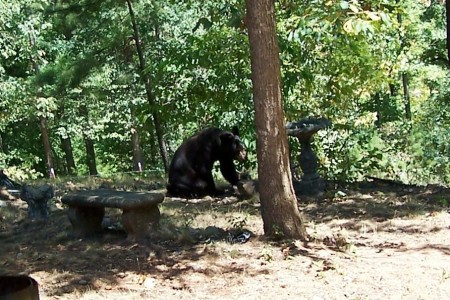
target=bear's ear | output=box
[219,131,234,141]
[231,126,240,137]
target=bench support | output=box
[122,207,161,240]
[66,205,162,240]
[62,190,164,241]
[67,206,105,236]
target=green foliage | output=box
[3,166,41,182]
[401,124,450,185]
[0,0,450,187]
[278,1,394,125]
[227,215,247,231]
[436,197,449,207]
[317,119,386,182]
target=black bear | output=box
[167,127,246,197]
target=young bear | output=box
[167,127,246,198]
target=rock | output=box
[78,279,88,285]
[143,277,156,289]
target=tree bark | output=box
[60,135,76,175]
[246,0,307,240]
[126,0,169,173]
[0,131,4,153]
[396,6,412,121]
[79,105,98,176]
[129,103,145,172]
[446,0,450,66]
[148,127,158,166]
[401,73,411,120]
[374,92,382,127]
[84,136,97,176]
[39,116,55,178]
[29,27,55,178]
[131,126,144,172]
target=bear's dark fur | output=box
[167,127,246,198]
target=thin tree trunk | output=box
[446,0,450,65]
[148,127,158,166]
[60,135,76,175]
[389,83,397,97]
[397,6,412,121]
[84,137,97,176]
[29,27,55,178]
[126,0,169,173]
[131,126,144,172]
[129,103,145,172]
[246,0,307,240]
[401,73,411,120]
[0,131,4,153]
[56,105,76,175]
[39,116,55,178]
[374,92,382,127]
[79,105,98,176]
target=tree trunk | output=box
[79,105,98,176]
[131,126,144,172]
[446,0,450,65]
[129,104,145,172]
[84,137,97,176]
[373,92,382,127]
[60,135,76,175]
[126,0,169,173]
[148,127,158,166]
[29,27,55,178]
[246,0,307,240]
[39,116,55,178]
[397,7,412,121]
[401,72,411,120]
[0,131,4,153]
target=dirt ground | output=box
[1,178,449,300]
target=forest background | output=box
[1,0,449,187]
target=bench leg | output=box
[122,206,160,241]
[67,206,105,237]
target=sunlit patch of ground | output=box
[1,178,449,299]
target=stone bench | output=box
[61,189,164,240]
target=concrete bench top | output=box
[61,189,164,210]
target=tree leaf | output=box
[340,1,349,10]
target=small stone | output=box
[203,196,214,201]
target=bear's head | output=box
[220,127,247,162]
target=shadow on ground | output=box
[303,179,449,222]
[1,178,449,297]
